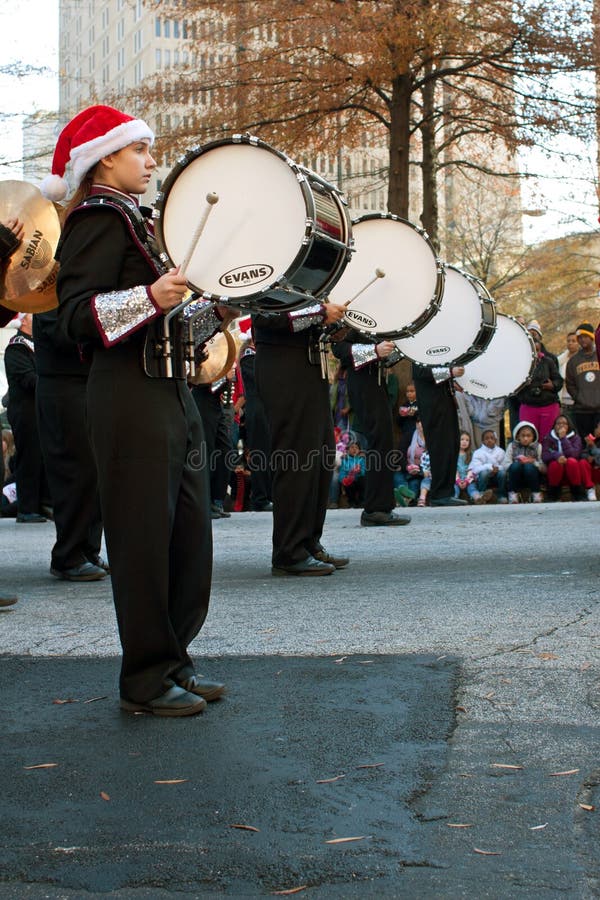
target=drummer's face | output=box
[98,140,156,195]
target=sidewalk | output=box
[1,504,599,897]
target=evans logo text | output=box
[219,264,274,288]
[345,309,377,329]
[470,378,488,389]
[426,345,451,356]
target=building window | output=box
[134,29,142,54]
[155,48,162,67]
[155,17,161,37]
[134,60,143,85]
[164,19,171,38]
[101,7,109,29]
[164,49,171,66]
[173,20,180,38]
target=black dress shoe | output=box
[430,497,468,507]
[314,549,350,569]
[176,675,226,701]
[360,510,411,526]
[271,555,335,576]
[0,597,17,608]
[50,561,108,581]
[251,501,273,512]
[16,513,47,523]
[211,503,231,518]
[120,685,207,716]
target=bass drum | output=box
[394,265,496,366]
[326,214,444,339]
[153,135,352,312]
[455,313,536,399]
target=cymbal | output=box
[0,180,61,307]
[189,329,238,385]
[0,265,59,314]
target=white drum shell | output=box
[327,215,443,338]
[394,265,495,366]
[455,314,536,399]
[153,138,351,309]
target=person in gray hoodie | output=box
[503,421,545,503]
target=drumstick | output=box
[344,268,385,306]
[162,193,218,377]
[179,191,219,278]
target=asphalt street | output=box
[0,502,599,898]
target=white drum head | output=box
[455,314,536,399]
[394,265,487,365]
[327,216,441,337]
[159,143,307,298]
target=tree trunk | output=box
[387,72,412,218]
[594,0,600,221]
[420,63,439,250]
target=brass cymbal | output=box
[0,265,59,314]
[189,329,238,385]
[0,180,61,306]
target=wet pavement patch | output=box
[0,654,458,896]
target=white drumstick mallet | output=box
[163,191,219,377]
[179,191,219,278]
[344,267,385,306]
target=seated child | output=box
[503,420,544,503]
[338,440,366,508]
[469,429,507,503]
[583,420,600,494]
[542,413,596,502]
[403,418,427,499]
[417,449,432,507]
[454,431,485,503]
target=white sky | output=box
[0,0,597,246]
[0,0,59,172]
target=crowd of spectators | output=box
[2,317,600,517]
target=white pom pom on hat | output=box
[40,105,154,201]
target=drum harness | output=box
[75,194,201,380]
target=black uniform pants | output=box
[36,375,102,570]
[347,365,395,513]
[192,385,232,504]
[88,351,212,703]
[7,402,46,515]
[414,375,460,501]
[255,345,334,567]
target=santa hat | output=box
[238,316,252,335]
[40,105,154,202]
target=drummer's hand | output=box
[451,365,465,377]
[376,340,396,359]
[323,302,346,325]
[151,267,188,310]
[2,218,25,243]
[216,305,240,325]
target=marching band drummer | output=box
[41,105,226,716]
[253,301,350,576]
[332,335,411,527]
[412,362,467,506]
